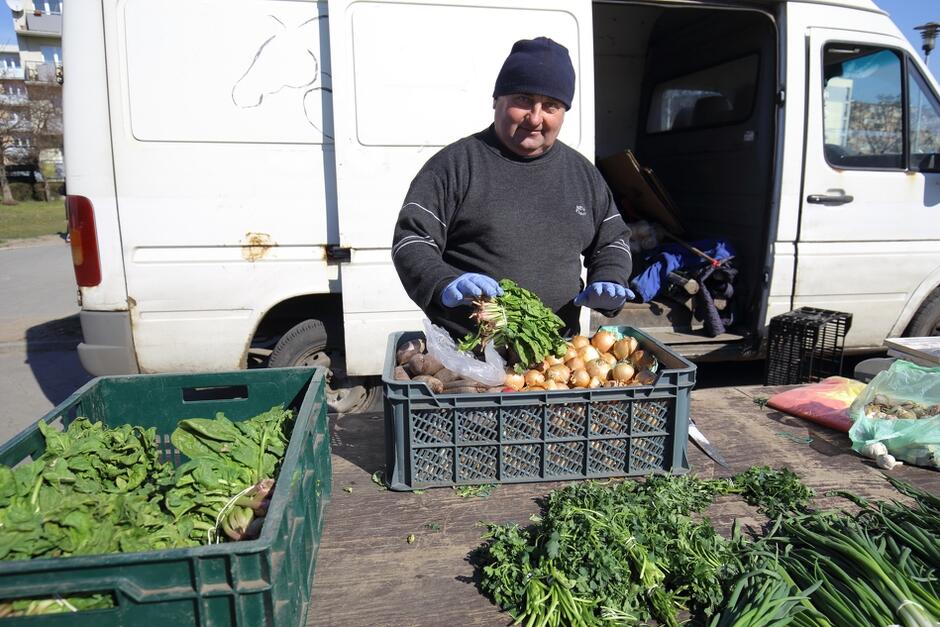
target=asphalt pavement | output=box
[0,237,92,442]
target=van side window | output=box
[908,65,940,172]
[645,54,758,133]
[822,45,903,169]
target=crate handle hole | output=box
[182,385,249,402]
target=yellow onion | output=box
[588,376,603,389]
[544,380,562,390]
[565,356,585,372]
[611,362,635,383]
[544,354,566,367]
[585,359,611,381]
[634,369,657,385]
[563,344,578,361]
[523,370,545,388]
[599,352,617,366]
[546,364,572,384]
[569,369,590,388]
[628,349,646,367]
[577,345,601,363]
[504,372,525,391]
[612,337,638,361]
[571,335,590,349]
[591,330,617,354]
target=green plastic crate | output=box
[382,326,695,491]
[0,367,331,627]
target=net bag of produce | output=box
[848,360,940,470]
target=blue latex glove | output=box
[440,273,503,308]
[573,282,635,310]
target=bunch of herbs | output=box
[477,475,745,626]
[458,279,567,369]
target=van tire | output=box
[268,319,380,414]
[905,288,940,337]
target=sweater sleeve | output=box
[392,166,462,310]
[583,174,633,288]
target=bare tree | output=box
[0,81,62,204]
[847,94,902,156]
[0,105,31,205]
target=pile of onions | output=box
[505,330,655,392]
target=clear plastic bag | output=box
[848,360,940,469]
[422,319,506,387]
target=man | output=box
[392,37,633,342]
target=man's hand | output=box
[573,282,635,311]
[441,273,503,308]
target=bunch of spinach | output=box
[166,405,292,542]
[457,279,567,369]
[0,419,187,562]
[0,407,295,617]
[0,406,293,559]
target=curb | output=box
[0,234,69,250]
[0,339,81,355]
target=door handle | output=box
[807,191,854,205]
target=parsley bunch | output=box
[478,476,743,626]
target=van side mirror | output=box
[916,153,940,173]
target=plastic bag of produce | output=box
[767,376,867,432]
[422,319,506,387]
[848,360,940,469]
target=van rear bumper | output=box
[77,310,140,375]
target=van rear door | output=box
[327,0,593,374]
[794,25,940,347]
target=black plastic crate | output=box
[382,327,696,491]
[764,307,852,385]
[0,368,330,627]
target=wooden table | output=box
[308,384,939,626]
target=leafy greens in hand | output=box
[458,278,567,369]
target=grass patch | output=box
[0,200,67,244]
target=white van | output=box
[63,0,940,412]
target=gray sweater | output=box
[392,125,632,341]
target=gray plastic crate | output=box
[382,327,695,491]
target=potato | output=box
[393,366,410,381]
[422,354,444,375]
[442,378,483,390]
[447,386,483,394]
[412,375,444,394]
[396,339,426,365]
[405,353,428,376]
[432,367,462,384]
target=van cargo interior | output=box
[590,2,777,360]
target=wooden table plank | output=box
[308,385,939,626]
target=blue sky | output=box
[877,0,939,76]
[0,1,934,75]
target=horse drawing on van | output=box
[231,14,333,139]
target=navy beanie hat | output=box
[493,37,575,110]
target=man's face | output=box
[493,94,566,158]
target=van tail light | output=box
[66,195,101,287]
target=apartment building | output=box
[2,0,63,185]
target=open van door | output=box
[328,0,594,374]
[795,27,940,347]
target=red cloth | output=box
[766,376,867,432]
